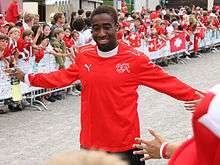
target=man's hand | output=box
[184,91,206,112]
[4,68,25,82]
[133,129,165,161]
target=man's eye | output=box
[92,26,99,31]
[103,26,112,30]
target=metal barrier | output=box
[0,53,75,111]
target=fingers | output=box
[133,143,147,150]
[148,129,159,139]
[133,150,153,161]
[140,154,153,161]
[184,99,201,104]
[148,129,164,142]
[184,99,201,112]
[134,137,151,146]
[195,91,205,99]
[133,149,147,155]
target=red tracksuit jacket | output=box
[28,42,200,152]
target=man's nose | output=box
[99,28,106,36]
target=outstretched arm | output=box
[6,63,80,89]
[133,129,181,161]
[136,55,205,101]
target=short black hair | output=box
[156,5,161,11]
[85,11,91,18]
[78,9,84,16]
[72,17,85,31]
[90,5,118,25]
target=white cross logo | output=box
[130,34,136,40]
[150,43,155,49]
[174,38,182,48]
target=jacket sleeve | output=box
[28,63,79,88]
[136,55,201,101]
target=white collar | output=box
[97,45,118,58]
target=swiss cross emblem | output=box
[130,34,136,40]
[174,38,182,48]
[150,43,155,49]
[116,63,130,73]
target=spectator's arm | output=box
[133,129,181,161]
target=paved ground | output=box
[1,52,220,165]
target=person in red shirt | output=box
[4,27,20,68]
[5,0,20,24]
[150,5,161,20]
[9,6,204,165]
[16,29,33,61]
[0,34,10,68]
[63,26,75,62]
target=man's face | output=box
[91,13,118,52]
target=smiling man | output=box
[10,6,204,165]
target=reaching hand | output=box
[184,91,206,112]
[4,68,25,82]
[133,129,165,161]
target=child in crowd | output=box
[51,28,67,69]
[63,26,75,63]
[0,34,9,69]
[0,20,10,35]
[3,27,20,68]
[16,29,33,61]
[34,37,50,64]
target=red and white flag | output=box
[128,32,141,48]
[148,38,158,52]
[170,32,186,53]
[148,38,166,52]
[156,38,166,50]
[195,27,206,40]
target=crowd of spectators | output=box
[0,1,220,112]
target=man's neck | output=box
[98,41,118,52]
[97,44,119,58]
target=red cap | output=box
[169,84,220,165]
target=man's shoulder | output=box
[77,43,96,54]
[119,42,147,58]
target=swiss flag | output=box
[170,32,186,53]
[148,38,166,52]
[128,32,141,48]
[156,38,166,50]
[195,27,206,40]
[148,38,158,52]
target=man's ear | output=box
[115,23,120,31]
